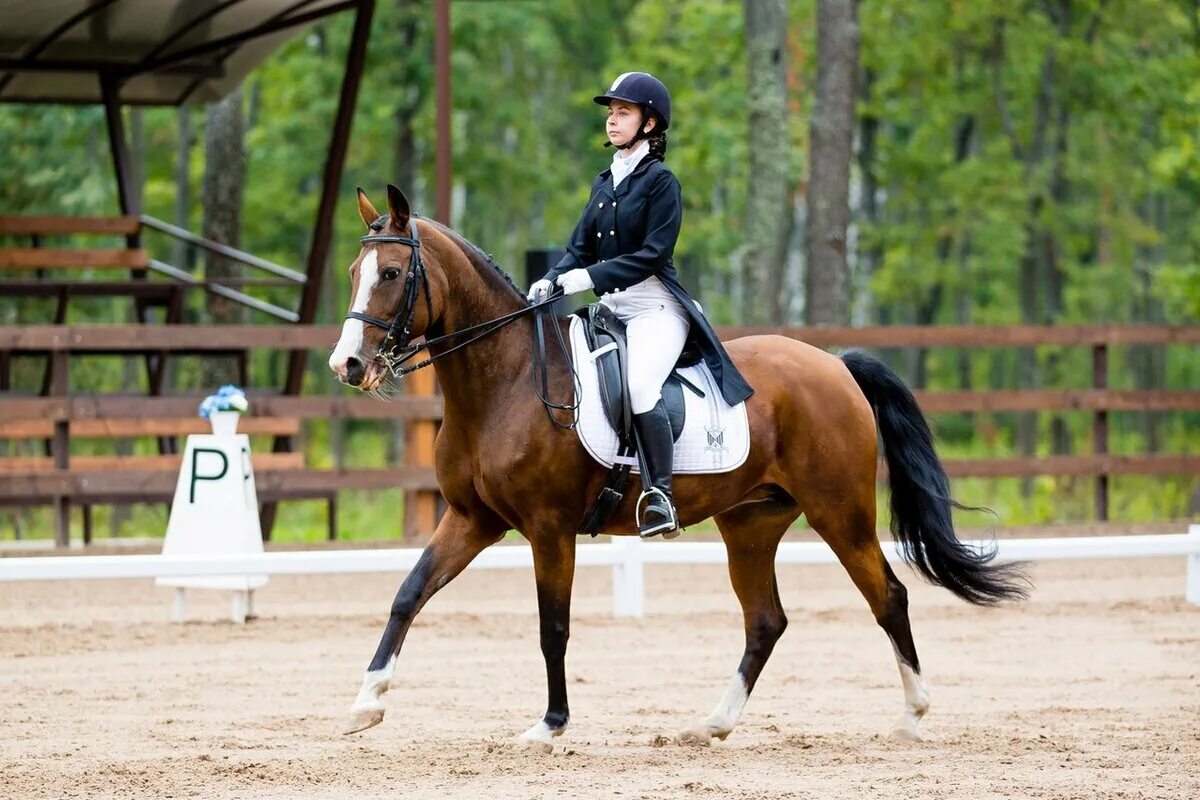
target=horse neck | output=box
[423,234,554,418]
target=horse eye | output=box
[382,268,401,281]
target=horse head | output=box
[329,185,445,391]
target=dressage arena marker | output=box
[155,430,268,623]
[2,526,1197,617]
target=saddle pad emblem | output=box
[568,316,750,475]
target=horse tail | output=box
[840,349,1029,605]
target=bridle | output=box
[346,214,579,427]
[344,216,434,375]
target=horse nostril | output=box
[345,357,366,386]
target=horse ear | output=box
[356,187,379,229]
[386,184,411,229]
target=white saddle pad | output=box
[569,315,750,474]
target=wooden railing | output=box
[1,324,1197,543]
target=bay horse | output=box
[330,185,1026,746]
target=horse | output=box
[329,185,1027,746]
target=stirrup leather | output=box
[636,487,679,538]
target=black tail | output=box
[841,350,1029,605]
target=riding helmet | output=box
[594,72,671,131]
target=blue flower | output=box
[198,385,250,417]
[198,396,218,419]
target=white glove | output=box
[556,268,594,296]
[527,278,553,303]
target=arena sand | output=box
[1,552,1198,799]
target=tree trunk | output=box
[742,0,794,324]
[805,0,859,326]
[201,88,246,387]
[999,29,1057,496]
[856,67,883,324]
[913,112,973,388]
[1046,92,1071,456]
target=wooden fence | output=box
[1,323,1197,544]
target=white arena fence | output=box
[2,526,1198,618]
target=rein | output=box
[348,215,580,428]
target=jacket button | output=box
[598,202,604,208]
[609,230,615,235]
[596,232,602,238]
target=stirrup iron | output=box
[636,486,680,539]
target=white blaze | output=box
[329,250,380,371]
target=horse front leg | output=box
[518,533,576,748]
[344,508,504,734]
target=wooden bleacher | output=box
[0,214,330,544]
[0,410,334,544]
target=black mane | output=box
[419,216,529,304]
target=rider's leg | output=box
[625,308,689,538]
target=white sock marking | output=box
[519,719,565,743]
[701,673,749,737]
[891,643,930,734]
[351,653,395,712]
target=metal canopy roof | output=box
[0,0,355,105]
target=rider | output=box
[529,71,754,538]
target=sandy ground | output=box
[1,552,1198,799]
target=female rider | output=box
[529,72,754,538]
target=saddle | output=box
[574,303,704,536]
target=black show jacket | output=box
[546,157,754,406]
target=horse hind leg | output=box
[809,504,930,740]
[677,503,793,746]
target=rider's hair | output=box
[646,129,668,162]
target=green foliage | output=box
[1,1,1197,542]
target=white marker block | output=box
[157,433,268,620]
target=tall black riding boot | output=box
[632,399,680,539]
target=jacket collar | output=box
[598,157,657,199]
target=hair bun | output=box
[647,131,669,162]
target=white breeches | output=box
[601,284,691,415]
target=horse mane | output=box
[417,215,529,305]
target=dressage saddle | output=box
[574,303,704,536]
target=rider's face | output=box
[606,100,654,151]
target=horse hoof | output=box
[675,728,713,747]
[520,739,555,754]
[889,725,923,743]
[342,706,385,735]
[518,720,564,750]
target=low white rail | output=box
[2,526,1197,617]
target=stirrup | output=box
[636,487,680,539]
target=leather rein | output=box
[346,215,579,428]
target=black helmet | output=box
[593,72,671,131]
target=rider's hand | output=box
[556,268,594,296]
[527,278,554,303]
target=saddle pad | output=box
[569,315,750,474]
